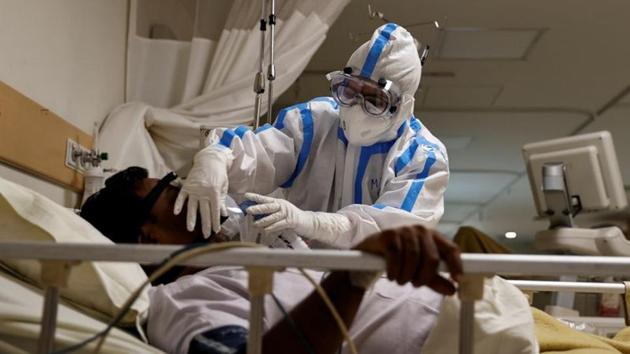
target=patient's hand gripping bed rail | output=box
[3,242,630,354]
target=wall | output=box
[0,0,128,207]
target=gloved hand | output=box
[244,193,353,247]
[174,147,233,237]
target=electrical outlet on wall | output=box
[65,138,89,172]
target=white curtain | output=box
[99,0,350,177]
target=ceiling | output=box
[276,0,630,249]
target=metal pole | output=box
[459,300,475,354]
[266,0,276,124]
[38,286,59,354]
[248,295,265,354]
[7,244,630,277]
[509,280,626,294]
[553,275,577,309]
[253,0,267,129]
[247,267,273,354]
[457,275,484,354]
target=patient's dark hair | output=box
[80,166,148,244]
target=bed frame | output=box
[2,241,630,354]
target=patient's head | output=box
[81,166,224,245]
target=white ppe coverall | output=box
[205,97,448,248]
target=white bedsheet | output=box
[0,271,163,354]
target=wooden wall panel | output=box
[0,81,92,192]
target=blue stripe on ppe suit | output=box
[219,123,275,148]
[395,117,443,176]
[394,117,442,212]
[234,126,249,138]
[353,123,405,204]
[360,23,398,79]
[337,127,348,146]
[275,97,337,131]
[280,105,314,188]
[401,151,437,212]
[274,97,338,187]
[219,129,236,148]
[255,124,273,134]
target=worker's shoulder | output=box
[274,97,339,129]
[400,116,448,158]
[406,116,439,142]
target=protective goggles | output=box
[326,67,401,117]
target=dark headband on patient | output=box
[80,167,177,243]
[138,171,177,221]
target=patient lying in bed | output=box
[79,167,530,354]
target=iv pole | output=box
[252,0,277,129]
[253,0,267,129]
[266,0,277,125]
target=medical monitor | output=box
[523,131,627,218]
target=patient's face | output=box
[134,178,226,245]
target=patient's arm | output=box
[263,271,363,354]
[262,225,462,354]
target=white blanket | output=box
[0,271,162,354]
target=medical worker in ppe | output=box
[175,23,449,248]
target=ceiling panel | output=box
[418,110,587,172]
[619,92,630,105]
[439,136,474,150]
[422,86,503,107]
[442,203,480,223]
[437,28,543,60]
[445,171,518,204]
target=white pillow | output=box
[0,176,149,325]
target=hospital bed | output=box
[1,129,628,354]
[3,241,630,354]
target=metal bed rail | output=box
[509,280,626,294]
[3,242,630,354]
